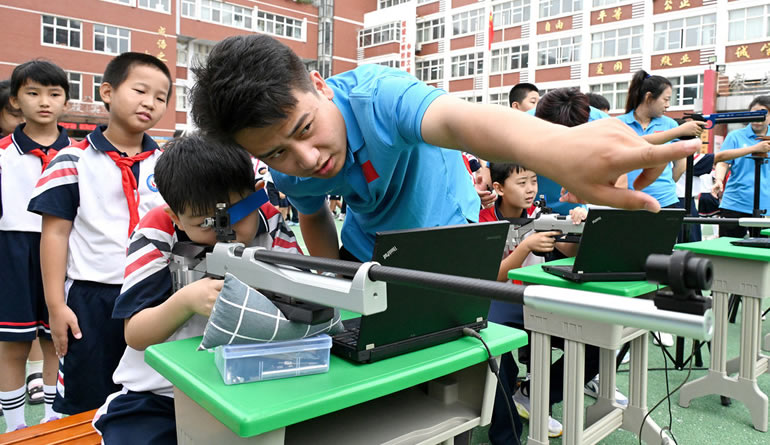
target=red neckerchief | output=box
[105,150,155,236]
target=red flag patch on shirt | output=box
[362,160,379,183]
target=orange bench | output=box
[0,409,99,445]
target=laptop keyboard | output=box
[333,326,360,347]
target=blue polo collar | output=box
[86,125,158,155]
[12,123,70,155]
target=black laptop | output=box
[541,208,685,282]
[331,221,509,363]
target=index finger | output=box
[618,138,700,172]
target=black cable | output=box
[638,342,696,445]
[462,327,522,445]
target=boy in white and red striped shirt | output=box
[92,135,301,444]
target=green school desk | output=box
[510,258,668,445]
[145,322,527,444]
[675,237,770,432]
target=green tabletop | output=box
[145,322,527,438]
[676,237,770,262]
[508,258,660,297]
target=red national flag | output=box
[488,12,494,51]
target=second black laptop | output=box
[542,208,685,282]
[332,221,509,363]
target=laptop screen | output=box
[572,208,685,274]
[355,221,509,349]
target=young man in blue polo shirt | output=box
[189,34,699,444]
[712,95,770,237]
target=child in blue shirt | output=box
[712,95,770,238]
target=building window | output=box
[493,0,531,28]
[728,6,767,42]
[491,45,530,73]
[359,22,400,48]
[191,42,213,68]
[379,0,410,8]
[256,11,302,39]
[452,8,485,37]
[105,0,132,5]
[539,0,582,19]
[94,75,103,102]
[138,0,170,12]
[181,0,196,17]
[376,60,400,69]
[668,74,703,107]
[94,24,130,55]
[591,26,642,59]
[176,85,189,111]
[592,0,622,7]
[589,81,628,111]
[490,92,510,106]
[177,41,189,66]
[451,52,484,78]
[653,14,716,51]
[416,58,443,82]
[457,94,484,103]
[200,0,253,30]
[41,15,82,49]
[68,73,82,101]
[417,0,437,4]
[538,36,581,66]
[416,18,445,44]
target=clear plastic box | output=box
[214,335,332,385]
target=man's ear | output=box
[163,206,182,227]
[309,71,334,100]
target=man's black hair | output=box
[625,70,672,113]
[749,95,770,111]
[535,88,591,128]
[154,134,255,216]
[10,60,70,101]
[586,93,611,112]
[508,83,539,107]
[489,162,529,185]
[101,52,172,111]
[190,34,314,141]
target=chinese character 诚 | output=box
[735,45,750,59]
[612,7,622,20]
[613,61,623,72]
[596,63,604,75]
[680,54,691,64]
[597,10,607,23]
[660,55,672,67]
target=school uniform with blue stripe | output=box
[719,124,770,215]
[27,126,165,415]
[0,125,71,341]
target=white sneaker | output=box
[652,332,674,347]
[584,375,629,407]
[513,386,563,438]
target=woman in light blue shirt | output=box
[617,70,705,208]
